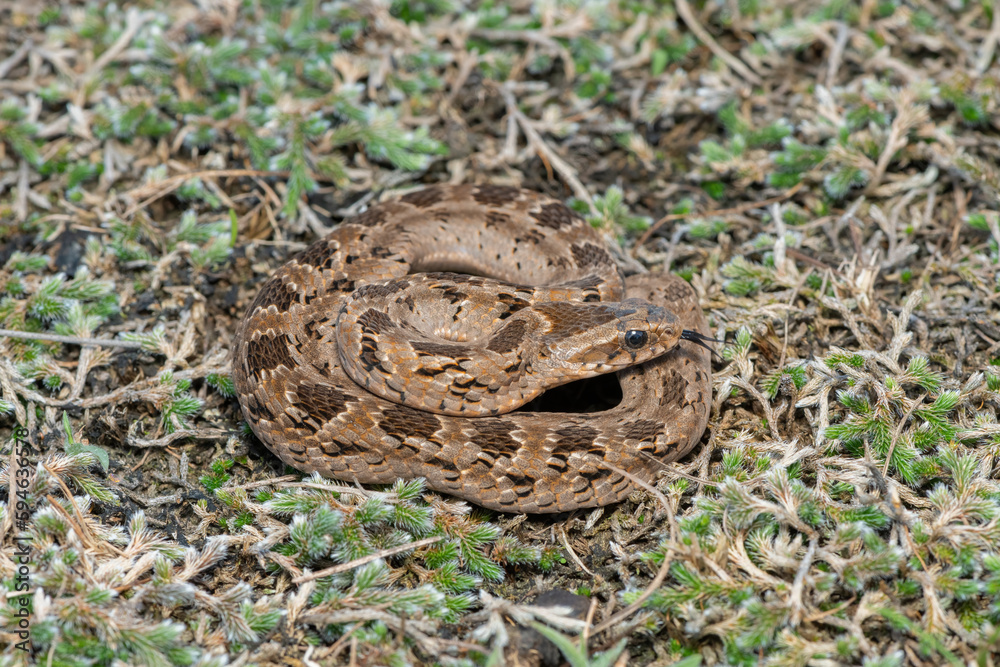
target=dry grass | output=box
[2,0,1000,665]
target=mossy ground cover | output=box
[1,1,1000,665]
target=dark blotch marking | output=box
[292,383,350,424]
[551,425,603,456]
[356,309,397,371]
[621,419,662,442]
[355,281,408,302]
[496,292,530,318]
[329,278,356,293]
[303,317,324,341]
[485,211,511,228]
[380,404,442,441]
[441,285,467,304]
[659,369,691,407]
[516,229,545,245]
[473,185,521,207]
[531,202,583,230]
[245,334,296,379]
[400,186,446,208]
[250,278,295,313]
[296,241,339,270]
[472,421,520,457]
[359,341,380,371]
[357,308,397,337]
[486,320,527,354]
[350,207,388,228]
[412,340,474,358]
[371,246,394,259]
[570,242,612,269]
[663,280,694,303]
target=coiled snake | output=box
[232,185,711,513]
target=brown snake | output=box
[232,184,711,513]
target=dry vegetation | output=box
[2,0,1000,665]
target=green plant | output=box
[0,98,41,165]
[62,411,111,473]
[529,624,627,667]
[587,186,650,233]
[158,371,204,433]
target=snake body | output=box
[232,184,711,513]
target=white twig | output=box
[0,39,32,80]
[0,329,146,350]
[789,537,818,626]
[471,29,575,81]
[559,526,594,576]
[127,428,232,449]
[976,0,1000,74]
[825,22,850,87]
[589,459,677,636]
[674,0,763,85]
[293,536,444,583]
[497,84,592,206]
[81,8,146,84]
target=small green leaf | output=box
[529,623,627,667]
[65,442,111,472]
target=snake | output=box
[232,184,711,513]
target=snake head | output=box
[537,298,682,375]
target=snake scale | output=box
[232,184,711,513]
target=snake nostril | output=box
[623,330,648,349]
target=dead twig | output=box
[293,536,444,584]
[0,39,32,80]
[122,168,290,218]
[471,29,575,82]
[865,92,928,194]
[558,526,595,576]
[588,460,677,637]
[975,0,1000,74]
[126,428,232,449]
[0,329,146,350]
[496,83,593,206]
[633,183,803,254]
[674,0,763,85]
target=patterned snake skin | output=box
[232,184,711,513]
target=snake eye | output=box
[623,330,648,350]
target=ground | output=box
[1,1,1000,666]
